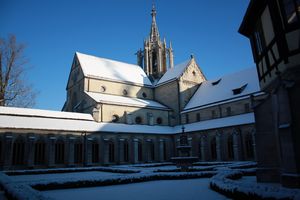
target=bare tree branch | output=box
[0,34,37,107]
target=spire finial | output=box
[150,1,159,42]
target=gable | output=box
[66,54,84,90]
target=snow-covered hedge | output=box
[210,169,300,200]
[0,172,53,200]
[32,171,216,191]
[5,166,139,176]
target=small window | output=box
[232,84,248,95]
[100,86,106,92]
[226,107,231,116]
[135,116,142,124]
[185,114,189,124]
[112,114,119,122]
[142,92,147,98]
[196,113,201,122]
[192,71,196,76]
[244,103,250,113]
[156,117,162,124]
[212,110,216,118]
[212,78,221,85]
[123,89,128,96]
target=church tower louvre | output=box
[136,4,174,82]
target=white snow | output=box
[0,106,93,121]
[85,91,169,110]
[42,178,228,200]
[76,52,153,86]
[156,59,191,86]
[184,67,260,111]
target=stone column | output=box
[119,138,125,163]
[132,138,138,164]
[47,135,56,167]
[216,132,222,161]
[158,139,164,162]
[67,135,75,167]
[27,134,36,168]
[3,133,13,169]
[103,138,109,164]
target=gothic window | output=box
[227,135,234,160]
[74,142,83,164]
[142,92,147,98]
[138,141,143,162]
[245,134,254,159]
[196,113,201,122]
[100,86,106,93]
[123,89,128,96]
[210,137,217,160]
[112,114,119,123]
[34,140,46,165]
[55,140,65,164]
[12,137,25,165]
[156,117,162,125]
[92,141,99,163]
[108,141,114,163]
[135,116,142,124]
[124,140,129,162]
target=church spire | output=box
[150,3,160,42]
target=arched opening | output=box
[108,141,115,163]
[198,140,202,160]
[34,139,46,165]
[92,141,99,163]
[210,137,217,160]
[74,141,83,164]
[148,141,155,162]
[245,134,254,159]
[138,141,143,162]
[227,135,234,160]
[12,137,25,166]
[123,140,129,162]
[55,139,65,164]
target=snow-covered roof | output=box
[183,67,260,112]
[0,106,254,134]
[156,60,191,86]
[178,113,255,133]
[76,52,153,86]
[0,106,93,121]
[85,92,169,110]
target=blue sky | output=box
[0,0,253,111]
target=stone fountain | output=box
[171,126,198,171]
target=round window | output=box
[123,89,128,95]
[142,92,147,98]
[100,86,106,92]
[156,117,162,124]
[112,114,119,122]
[135,116,142,124]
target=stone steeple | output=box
[136,3,174,82]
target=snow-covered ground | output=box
[43,178,228,200]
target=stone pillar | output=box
[233,130,241,161]
[251,129,257,161]
[99,136,105,165]
[132,138,139,164]
[47,135,56,167]
[158,139,164,162]
[216,133,222,161]
[3,133,13,169]
[119,138,124,163]
[67,135,75,167]
[103,138,109,164]
[27,134,36,168]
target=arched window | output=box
[108,141,114,163]
[210,137,217,160]
[12,137,25,165]
[138,141,143,162]
[34,140,46,165]
[245,134,254,159]
[92,141,99,163]
[124,140,129,162]
[74,141,83,164]
[227,135,234,160]
[55,140,65,164]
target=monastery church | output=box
[0,5,261,169]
